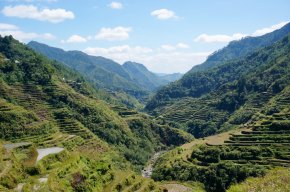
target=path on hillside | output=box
[0,160,12,179]
[181,127,251,159]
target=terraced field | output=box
[111,105,139,118]
[151,88,290,177]
[152,79,289,140]
[1,81,190,191]
[152,99,290,192]
[159,95,231,133]
[103,171,163,192]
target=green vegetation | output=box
[147,26,290,192]
[227,168,290,192]
[152,104,290,191]
[0,35,192,191]
[146,30,290,138]
[28,41,181,105]
[123,61,181,91]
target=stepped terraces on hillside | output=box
[104,171,159,192]
[111,105,138,118]
[203,111,290,168]
[55,117,94,139]
[162,97,229,124]
[0,82,97,148]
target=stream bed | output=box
[141,151,166,178]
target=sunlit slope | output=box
[147,33,290,138]
[152,85,290,192]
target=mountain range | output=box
[27,41,182,103]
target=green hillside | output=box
[227,167,290,192]
[0,35,193,191]
[28,42,182,104]
[152,88,290,191]
[146,33,290,138]
[123,61,169,91]
[27,41,148,102]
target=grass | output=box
[227,168,290,192]
[160,181,205,192]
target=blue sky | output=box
[0,0,289,73]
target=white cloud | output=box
[0,30,55,41]
[84,45,152,60]
[84,45,211,73]
[194,21,289,43]
[108,2,123,9]
[0,23,18,30]
[252,21,289,36]
[161,43,190,51]
[95,26,131,41]
[177,43,190,49]
[62,35,87,43]
[41,33,55,39]
[194,33,247,43]
[151,9,177,20]
[2,5,74,23]
[147,51,212,73]
[161,44,176,51]
[0,22,55,41]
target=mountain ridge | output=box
[27,41,182,102]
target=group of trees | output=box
[0,36,53,85]
[152,158,266,192]
[152,145,277,192]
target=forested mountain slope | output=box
[0,35,192,191]
[123,61,169,91]
[28,42,182,103]
[155,72,183,82]
[147,33,290,138]
[27,41,147,100]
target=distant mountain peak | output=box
[28,41,183,100]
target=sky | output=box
[0,0,289,73]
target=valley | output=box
[0,12,290,192]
